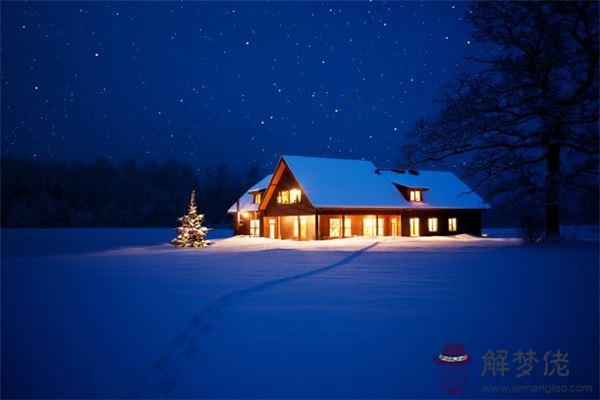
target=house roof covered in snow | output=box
[229,155,490,212]
[378,169,490,209]
[227,174,272,213]
[281,155,407,208]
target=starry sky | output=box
[1,1,479,171]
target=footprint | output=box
[184,345,196,359]
[199,325,212,334]
[221,297,232,306]
[175,332,187,346]
[163,378,177,395]
[152,356,169,373]
[133,242,380,397]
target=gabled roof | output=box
[227,174,272,213]
[247,175,272,192]
[379,170,490,209]
[279,155,408,208]
[230,155,490,211]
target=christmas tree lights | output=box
[171,190,211,247]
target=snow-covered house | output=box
[228,155,490,239]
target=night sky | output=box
[2,2,479,171]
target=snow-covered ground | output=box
[2,228,598,398]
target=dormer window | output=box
[409,190,422,202]
[253,192,262,204]
[277,188,301,204]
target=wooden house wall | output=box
[262,167,316,217]
[232,211,262,236]
[261,215,316,240]
[236,209,482,238]
[400,209,482,236]
[317,213,403,239]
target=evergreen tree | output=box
[171,190,211,247]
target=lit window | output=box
[300,216,307,238]
[409,190,422,202]
[377,217,384,236]
[277,190,290,204]
[363,216,376,236]
[391,217,398,236]
[330,218,342,237]
[344,217,352,237]
[253,192,262,204]
[448,218,457,232]
[250,219,260,237]
[410,217,420,237]
[428,218,438,232]
[268,219,276,239]
[295,216,307,239]
[289,188,302,203]
[277,189,301,204]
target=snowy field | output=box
[2,227,598,398]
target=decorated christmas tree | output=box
[171,190,211,247]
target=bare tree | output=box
[403,2,598,239]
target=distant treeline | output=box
[1,158,262,228]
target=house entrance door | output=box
[269,219,276,239]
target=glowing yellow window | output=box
[289,189,302,203]
[268,219,276,239]
[294,216,307,239]
[428,218,438,232]
[277,190,290,204]
[448,218,457,232]
[409,217,420,237]
[253,193,262,204]
[377,217,384,236]
[329,218,342,237]
[363,216,376,236]
[409,190,422,202]
[391,217,398,236]
[344,217,352,237]
[250,219,260,237]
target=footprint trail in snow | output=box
[128,240,381,398]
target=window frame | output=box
[344,217,352,237]
[409,190,422,202]
[363,215,376,236]
[409,217,420,237]
[448,218,457,232]
[329,217,342,238]
[289,188,301,203]
[277,188,301,204]
[428,217,438,232]
[250,219,260,237]
[391,217,398,236]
